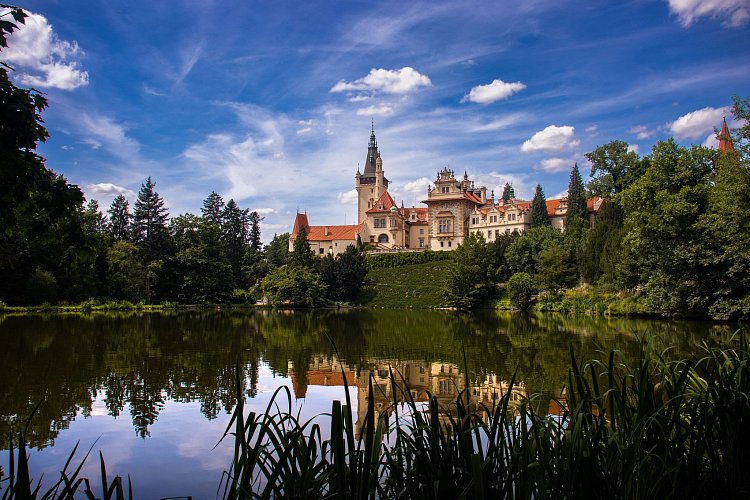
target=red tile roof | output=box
[289,371,359,399]
[291,213,361,241]
[366,191,398,213]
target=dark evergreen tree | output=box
[443,232,497,309]
[288,226,315,268]
[132,177,170,262]
[83,199,108,233]
[107,195,131,242]
[201,191,225,225]
[222,199,250,287]
[566,163,588,230]
[501,182,515,203]
[248,210,263,252]
[266,233,290,267]
[318,245,367,302]
[530,184,551,227]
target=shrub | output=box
[25,268,58,305]
[365,250,454,269]
[261,266,328,308]
[507,272,535,310]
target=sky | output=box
[3,0,749,240]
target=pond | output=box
[0,310,736,498]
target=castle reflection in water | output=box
[288,355,567,437]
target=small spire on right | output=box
[718,115,735,153]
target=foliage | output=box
[221,199,250,287]
[585,140,642,196]
[288,226,315,268]
[566,163,588,231]
[507,272,535,310]
[107,195,131,242]
[504,226,563,277]
[729,95,750,161]
[265,233,290,268]
[24,268,57,305]
[355,260,451,308]
[501,182,515,202]
[530,184,550,227]
[365,249,454,269]
[443,232,497,309]
[201,191,225,225]
[536,239,577,291]
[318,245,368,302]
[132,177,170,263]
[106,241,146,302]
[261,266,328,308]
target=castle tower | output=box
[355,123,389,225]
[718,115,735,153]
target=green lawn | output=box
[354,260,452,308]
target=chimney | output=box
[324,226,330,236]
[480,186,487,203]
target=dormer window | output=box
[378,204,384,210]
[441,186,450,194]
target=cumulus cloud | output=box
[401,177,433,196]
[521,125,580,153]
[703,133,720,148]
[85,183,136,198]
[3,11,89,90]
[535,158,574,173]
[585,125,598,135]
[356,104,394,117]
[668,0,749,27]
[461,79,526,104]
[669,106,728,139]
[627,144,640,154]
[252,207,276,215]
[629,125,655,140]
[337,189,358,204]
[330,67,431,94]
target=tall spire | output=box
[364,122,379,175]
[718,115,735,153]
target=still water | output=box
[0,310,735,498]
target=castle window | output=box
[440,241,444,248]
[441,186,450,193]
[419,228,424,235]
[448,241,452,247]
[471,217,478,225]
[378,233,389,243]
[419,238,424,247]
[438,219,452,234]
[487,230,491,239]
[370,235,375,243]
[374,218,386,228]
[509,213,516,221]
[319,248,324,254]
[490,215,497,223]
[495,230,500,238]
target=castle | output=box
[289,126,606,256]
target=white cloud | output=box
[252,207,276,215]
[461,79,526,104]
[337,189,358,204]
[78,114,139,160]
[669,106,728,139]
[3,11,89,90]
[703,132,720,148]
[535,158,574,173]
[297,127,312,134]
[401,177,433,196]
[330,67,432,94]
[85,183,136,198]
[627,144,640,154]
[356,105,394,117]
[348,95,371,103]
[585,125,598,134]
[521,125,580,153]
[628,125,655,140]
[668,0,750,27]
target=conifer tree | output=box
[248,211,263,252]
[202,191,225,225]
[289,226,315,268]
[132,177,170,262]
[566,163,588,230]
[501,182,515,203]
[530,184,551,227]
[108,195,131,241]
[222,199,250,286]
[83,199,108,233]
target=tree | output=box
[288,226,315,268]
[248,211,263,252]
[107,195,131,242]
[318,245,368,302]
[492,231,518,281]
[579,199,624,285]
[507,272,535,311]
[501,182,515,203]
[536,240,577,291]
[261,266,328,308]
[505,226,563,276]
[82,199,107,234]
[132,177,170,262]
[201,191,225,225]
[530,184,550,227]
[106,241,146,302]
[222,199,250,287]
[566,163,588,231]
[265,233,290,267]
[443,232,497,309]
[728,95,749,161]
[585,140,641,196]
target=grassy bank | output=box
[0,299,257,315]
[353,260,452,308]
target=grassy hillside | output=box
[354,260,452,308]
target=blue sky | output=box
[4,0,749,240]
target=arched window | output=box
[378,233,389,243]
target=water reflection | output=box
[0,309,734,451]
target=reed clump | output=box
[219,335,749,499]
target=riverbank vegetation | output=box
[3,332,748,498]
